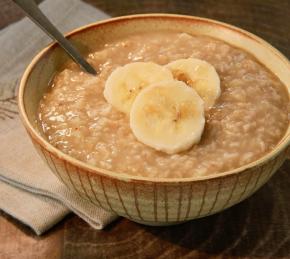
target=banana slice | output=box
[166,58,220,109]
[130,80,205,154]
[104,62,173,114]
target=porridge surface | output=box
[38,31,289,178]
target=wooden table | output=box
[1,0,289,258]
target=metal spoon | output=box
[12,0,97,75]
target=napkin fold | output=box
[0,0,118,235]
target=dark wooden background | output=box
[1,0,289,258]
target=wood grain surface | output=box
[0,0,289,258]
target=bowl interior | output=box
[20,14,290,182]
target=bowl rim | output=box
[18,13,290,184]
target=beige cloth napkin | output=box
[0,0,118,235]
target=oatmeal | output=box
[38,31,289,178]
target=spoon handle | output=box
[12,0,96,75]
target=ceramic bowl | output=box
[18,14,290,226]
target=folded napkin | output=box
[0,0,118,235]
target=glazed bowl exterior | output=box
[18,14,290,226]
